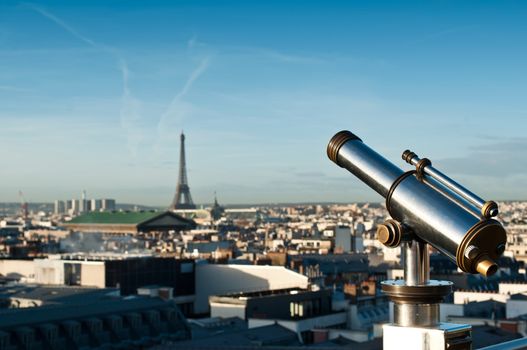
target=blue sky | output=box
[1,0,526,205]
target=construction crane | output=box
[18,190,28,220]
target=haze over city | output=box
[1,0,527,205]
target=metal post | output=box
[396,240,439,327]
[404,240,429,286]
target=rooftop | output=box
[509,293,527,300]
[188,317,247,339]
[216,287,313,299]
[59,252,153,260]
[155,324,301,349]
[0,296,175,329]
[66,211,161,225]
[0,284,119,305]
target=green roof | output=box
[66,211,162,225]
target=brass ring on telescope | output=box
[415,158,432,181]
[385,170,416,221]
[327,130,362,167]
[481,200,499,219]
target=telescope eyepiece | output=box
[476,256,498,277]
[482,200,499,218]
[402,150,417,164]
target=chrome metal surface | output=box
[406,152,487,211]
[422,175,481,219]
[394,303,439,327]
[336,139,403,198]
[389,174,481,262]
[329,131,506,276]
[381,279,453,305]
[404,241,429,286]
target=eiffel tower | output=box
[170,132,196,209]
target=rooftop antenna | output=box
[18,190,29,220]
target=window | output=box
[180,263,193,273]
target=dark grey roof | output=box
[310,336,381,349]
[293,253,368,262]
[157,324,301,348]
[510,293,527,300]
[318,261,368,274]
[471,325,523,348]
[0,296,176,329]
[288,254,369,275]
[187,241,233,253]
[0,285,119,305]
[188,317,247,339]
[213,287,326,300]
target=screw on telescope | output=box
[464,245,480,260]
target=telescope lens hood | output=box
[327,130,362,166]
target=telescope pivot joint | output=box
[377,219,412,248]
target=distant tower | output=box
[79,190,87,213]
[171,132,196,209]
[211,192,224,220]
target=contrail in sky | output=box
[25,2,210,159]
[23,2,143,157]
[22,3,97,47]
[155,56,210,148]
[119,59,144,157]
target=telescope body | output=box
[328,131,506,277]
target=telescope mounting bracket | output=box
[379,233,472,350]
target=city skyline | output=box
[2,0,527,205]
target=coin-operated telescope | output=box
[327,131,507,350]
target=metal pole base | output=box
[393,303,439,327]
[380,240,472,349]
[381,279,453,327]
